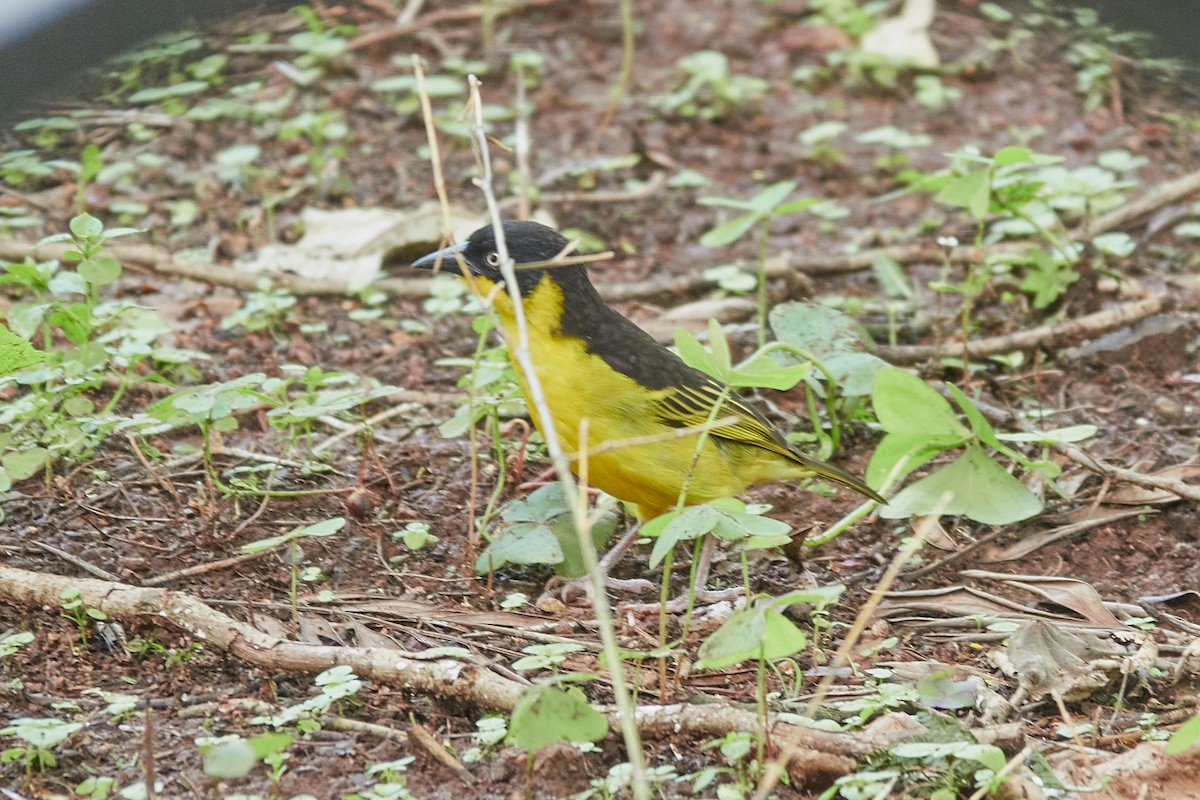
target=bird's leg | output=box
[621,536,743,615]
[687,535,743,604]
[543,521,656,603]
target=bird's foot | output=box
[541,574,657,605]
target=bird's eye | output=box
[485,252,501,267]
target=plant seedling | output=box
[699,181,820,347]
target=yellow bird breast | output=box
[489,276,778,520]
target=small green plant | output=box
[1,716,83,778]
[288,4,353,73]
[570,763,678,800]
[866,367,1081,524]
[357,756,420,800]
[475,483,619,578]
[885,740,1010,799]
[74,775,118,799]
[799,120,849,165]
[855,125,932,172]
[0,631,34,660]
[82,688,140,723]
[251,664,362,734]
[699,181,822,347]
[13,115,83,149]
[240,517,347,617]
[59,587,108,647]
[461,716,508,764]
[393,521,438,552]
[198,731,294,784]
[0,213,161,482]
[657,50,768,120]
[702,264,756,294]
[690,731,762,799]
[219,277,298,335]
[279,110,348,188]
[912,75,962,111]
[512,642,588,675]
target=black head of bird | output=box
[412,220,588,298]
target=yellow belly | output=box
[493,284,795,519]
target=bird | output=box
[413,220,882,594]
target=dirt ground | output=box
[2,1,1200,798]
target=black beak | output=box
[412,241,467,271]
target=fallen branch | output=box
[1083,165,1200,238]
[1054,442,1200,504]
[871,291,1183,364]
[0,565,901,763]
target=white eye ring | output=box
[485,252,501,267]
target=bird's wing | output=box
[649,376,795,459]
[647,374,884,501]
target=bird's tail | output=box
[791,450,886,505]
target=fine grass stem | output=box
[464,75,650,800]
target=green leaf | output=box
[247,731,293,758]
[551,510,619,578]
[1166,714,1200,755]
[508,685,608,751]
[870,253,914,300]
[0,324,44,376]
[700,212,758,248]
[768,302,868,359]
[69,213,103,239]
[944,383,1001,448]
[773,197,819,216]
[2,447,49,481]
[647,504,721,569]
[880,445,1043,525]
[292,517,346,538]
[871,369,970,439]
[705,318,732,376]
[240,517,345,553]
[728,353,809,390]
[865,432,965,489]
[748,180,798,213]
[823,352,890,397]
[7,303,48,338]
[79,143,102,184]
[77,256,121,287]
[476,523,564,571]
[996,424,1097,444]
[696,600,807,669]
[49,303,91,345]
[675,327,719,376]
[934,168,991,219]
[916,670,978,710]
[710,508,791,541]
[203,738,257,778]
[992,146,1034,166]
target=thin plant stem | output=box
[591,0,636,147]
[466,75,649,800]
[756,218,769,349]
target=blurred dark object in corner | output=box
[1074,0,1200,64]
[0,0,247,124]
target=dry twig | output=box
[872,292,1189,364]
[0,564,909,766]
